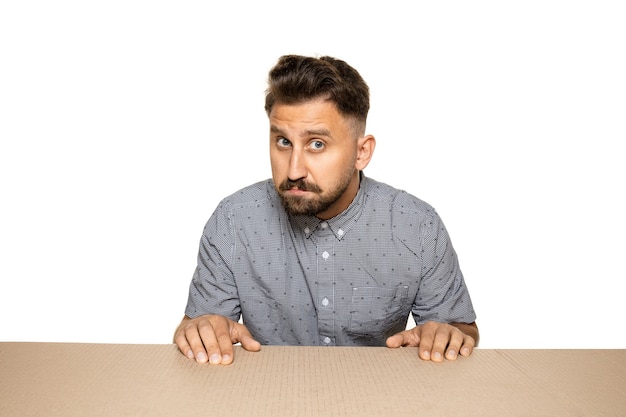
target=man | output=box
[174,55,478,365]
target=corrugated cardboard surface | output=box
[1,343,624,416]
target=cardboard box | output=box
[1,343,624,416]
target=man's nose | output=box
[288,150,307,181]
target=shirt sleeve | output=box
[411,212,477,325]
[184,202,241,321]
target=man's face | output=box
[269,99,362,220]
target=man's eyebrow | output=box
[270,125,284,134]
[303,128,332,137]
[270,125,333,138]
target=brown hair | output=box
[264,55,370,135]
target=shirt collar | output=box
[288,174,368,241]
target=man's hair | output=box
[264,55,370,135]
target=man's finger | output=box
[386,329,421,348]
[195,318,220,363]
[444,328,466,360]
[238,331,262,353]
[385,333,404,348]
[429,327,453,362]
[173,329,195,359]
[459,334,476,357]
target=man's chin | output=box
[279,194,320,216]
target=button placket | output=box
[316,226,335,346]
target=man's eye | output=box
[277,138,291,147]
[310,141,324,150]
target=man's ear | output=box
[355,135,376,171]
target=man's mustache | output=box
[278,179,322,193]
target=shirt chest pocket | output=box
[349,285,410,338]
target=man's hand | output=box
[386,321,478,362]
[174,314,261,365]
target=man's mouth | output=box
[286,187,308,194]
[279,179,321,194]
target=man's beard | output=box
[277,168,354,217]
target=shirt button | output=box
[322,297,329,307]
[322,251,330,259]
[304,227,310,234]
[337,228,345,237]
[320,222,328,229]
[323,337,331,344]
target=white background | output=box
[1,1,624,349]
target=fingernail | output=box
[209,354,221,364]
[222,354,231,363]
[196,352,207,363]
[461,347,470,356]
[433,352,442,361]
[447,350,457,359]
[186,349,194,359]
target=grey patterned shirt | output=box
[185,175,476,346]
